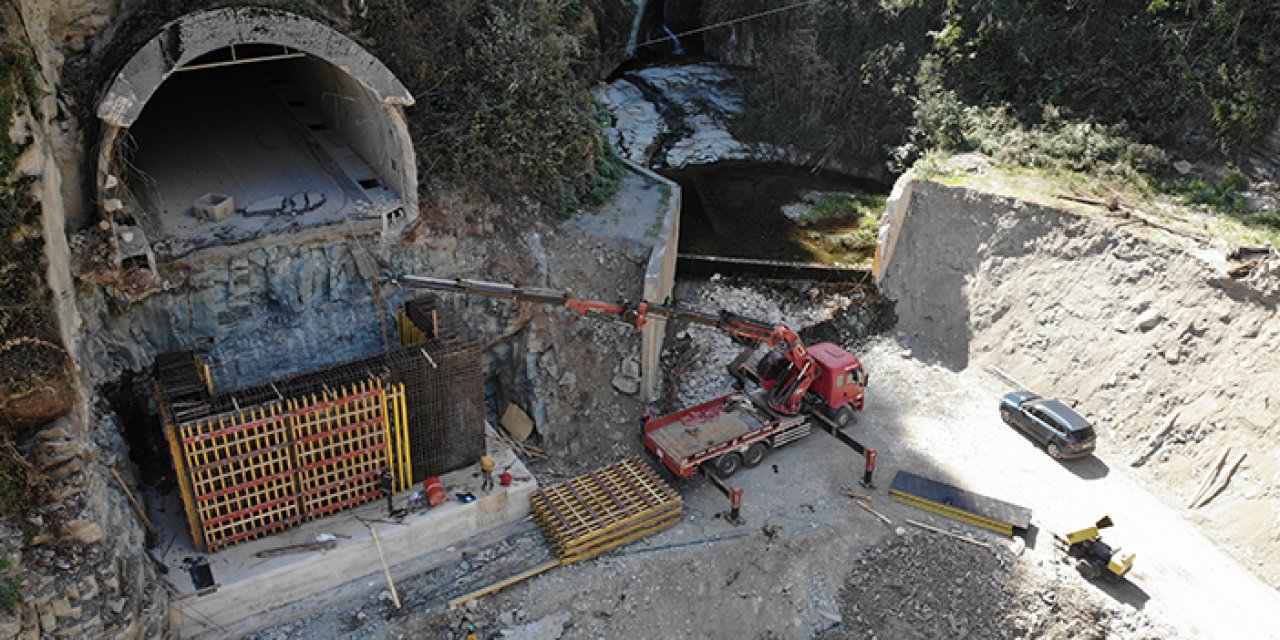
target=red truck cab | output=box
[808,342,867,411]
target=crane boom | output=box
[397,275,780,340]
[393,275,823,416]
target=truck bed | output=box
[643,393,809,477]
[646,401,767,462]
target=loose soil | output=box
[250,275,1280,640]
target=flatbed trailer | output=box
[643,391,810,479]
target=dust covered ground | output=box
[246,276,1243,640]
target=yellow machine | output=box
[1062,516,1135,582]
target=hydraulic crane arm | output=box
[393,274,819,415]
[396,275,785,341]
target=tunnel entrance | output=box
[95,7,417,253]
[120,54,401,254]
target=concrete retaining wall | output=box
[623,160,682,401]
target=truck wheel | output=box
[1047,443,1064,459]
[743,442,767,467]
[716,452,742,478]
[834,406,856,429]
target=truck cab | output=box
[808,342,867,415]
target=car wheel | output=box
[716,452,742,478]
[1000,408,1014,425]
[1047,442,1063,459]
[743,442,767,467]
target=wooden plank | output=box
[905,518,992,548]
[447,560,562,609]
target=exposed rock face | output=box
[597,62,887,179]
[878,177,1280,588]
[1247,116,1280,180]
[597,62,749,168]
[0,414,169,639]
[77,234,408,388]
[3,1,171,637]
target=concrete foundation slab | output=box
[163,429,535,638]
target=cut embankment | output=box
[878,178,1280,588]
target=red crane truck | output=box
[394,275,878,504]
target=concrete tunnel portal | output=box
[95,8,417,254]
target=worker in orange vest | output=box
[480,452,495,491]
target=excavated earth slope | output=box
[880,178,1280,588]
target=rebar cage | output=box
[156,298,484,551]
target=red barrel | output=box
[499,472,513,487]
[423,476,447,506]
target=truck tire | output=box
[1047,442,1064,459]
[716,452,742,478]
[743,442,767,467]
[834,406,856,429]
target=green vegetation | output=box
[0,555,20,613]
[1157,176,1251,216]
[707,0,1279,233]
[69,0,633,217]
[796,192,886,227]
[356,0,633,215]
[790,192,885,264]
[0,444,30,611]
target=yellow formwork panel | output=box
[889,490,1015,536]
[170,379,402,552]
[397,310,428,346]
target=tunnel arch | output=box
[94,7,417,242]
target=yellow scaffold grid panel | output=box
[530,457,681,564]
[293,381,388,519]
[169,379,413,552]
[178,404,300,552]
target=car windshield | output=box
[1072,427,1096,442]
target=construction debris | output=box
[842,488,892,526]
[253,539,338,558]
[499,404,536,442]
[108,466,158,539]
[447,457,682,609]
[1129,412,1180,468]
[359,519,402,610]
[906,518,992,549]
[487,432,547,460]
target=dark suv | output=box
[999,391,1097,459]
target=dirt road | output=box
[861,337,1280,639]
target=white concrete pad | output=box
[165,438,535,638]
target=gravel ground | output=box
[240,277,1280,640]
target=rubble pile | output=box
[820,535,1171,640]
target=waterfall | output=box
[661,24,686,56]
